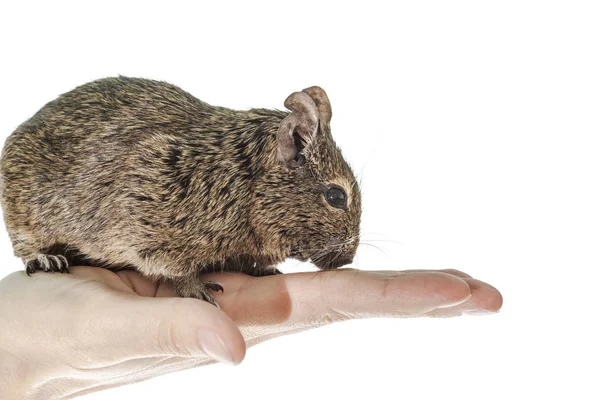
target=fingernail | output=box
[198,331,234,365]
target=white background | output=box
[1,1,599,399]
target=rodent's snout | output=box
[310,241,358,270]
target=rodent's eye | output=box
[324,185,347,209]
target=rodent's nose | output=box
[321,255,353,270]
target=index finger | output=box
[208,270,472,326]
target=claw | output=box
[25,259,38,276]
[48,255,61,272]
[38,254,52,272]
[24,254,70,276]
[205,281,224,293]
[173,279,223,307]
[57,255,70,273]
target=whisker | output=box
[358,242,389,257]
[361,232,397,238]
[361,239,403,245]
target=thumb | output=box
[96,295,246,365]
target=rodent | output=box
[0,77,361,305]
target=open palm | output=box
[0,266,502,399]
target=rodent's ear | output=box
[277,91,319,168]
[302,86,332,125]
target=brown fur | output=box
[0,77,361,304]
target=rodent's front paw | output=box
[25,254,70,276]
[173,279,224,307]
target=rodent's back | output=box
[1,78,215,221]
[2,77,217,177]
[4,77,221,160]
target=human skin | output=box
[0,267,502,399]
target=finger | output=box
[88,294,246,365]
[286,270,472,322]
[115,270,177,297]
[204,273,293,326]
[70,266,136,293]
[424,279,503,317]
[155,280,177,297]
[70,266,178,297]
[116,269,164,297]
[329,268,472,279]
[397,269,473,279]
[210,270,472,326]
[69,267,244,363]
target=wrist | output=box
[0,348,34,399]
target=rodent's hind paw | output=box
[25,254,70,276]
[245,267,283,277]
[203,281,224,293]
[200,281,224,307]
[173,279,224,308]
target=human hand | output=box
[0,267,502,399]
